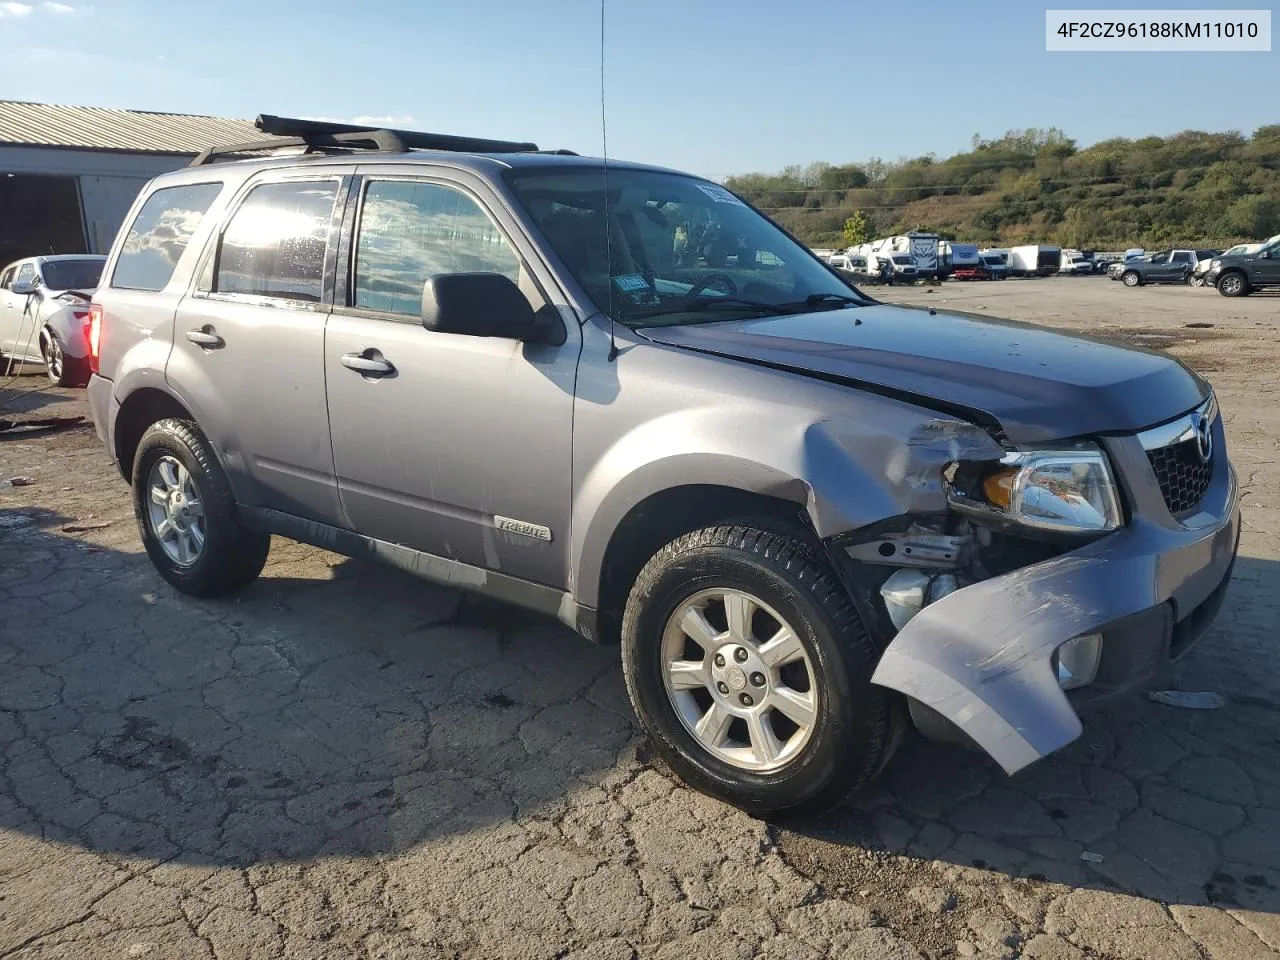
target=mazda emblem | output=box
[1194,413,1213,463]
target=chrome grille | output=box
[1138,396,1217,518]
[1147,438,1213,515]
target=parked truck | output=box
[1008,245,1061,277]
[939,241,982,280]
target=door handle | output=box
[186,327,224,349]
[340,352,395,375]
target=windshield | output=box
[504,168,869,326]
[891,255,912,265]
[40,258,104,291]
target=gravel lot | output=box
[1,278,1279,960]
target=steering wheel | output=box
[684,273,738,301]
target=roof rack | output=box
[189,114,544,166]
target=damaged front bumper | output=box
[866,428,1241,775]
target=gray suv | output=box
[86,116,1240,816]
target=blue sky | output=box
[0,0,1275,178]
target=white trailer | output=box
[1008,245,1062,277]
[866,232,941,278]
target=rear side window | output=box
[112,183,222,291]
[216,180,338,303]
[353,180,521,316]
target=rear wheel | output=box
[621,522,896,818]
[1217,272,1249,297]
[1187,275,1204,288]
[132,418,270,597]
[1122,271,1141,287]
[40,331,85,387]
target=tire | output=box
[132,418,270,598]
[621,522,896,818]
[1187,275,1204,288]
[1217,272,1249,297]
[40,331,86,387]
[1122,271,1141,287]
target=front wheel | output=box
[132,418,270,598]
[1217,272,1249,297]
[1187,275,1204,288]
[621,523,896,818]
[1122,271,1141,287]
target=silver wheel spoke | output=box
[150,484,169,507]
[679,606,721,650]
[185,499,204,519]
[767,687,816,729]
[694,702,733,748]
[154,518,175,540]
[667,659,706,691]
[746,712,782,765]
[188,523,206,551]
[758,627,804,668]
[724,591,755,644]
[158,460,179,491]
[176,530,193,563]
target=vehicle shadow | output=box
[779,553,1280,919]
[0,507,632,868]
[3,504,1279,927]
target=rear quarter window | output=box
[112,183,223,291]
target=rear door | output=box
[170,171,352,523]
[323,167,579,588]
[0,263,21,356]
[1168,250,1194,281]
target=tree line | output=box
[724,126,1280,249]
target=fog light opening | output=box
[1055,633,1103,690]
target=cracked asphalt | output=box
[2,279,1280,959]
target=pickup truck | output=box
[1113,249,1215,287]
[1204,235,1280,296]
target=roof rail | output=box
[189,114,542,167]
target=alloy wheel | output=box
[660,588,817,772]
[146,455,206,566]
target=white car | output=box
[0,255,105,386]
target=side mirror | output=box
[421,273,562,344]
[10,278,36,296]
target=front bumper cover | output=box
[870,424,1240,774]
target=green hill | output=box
[725,126,1280,249]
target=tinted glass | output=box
[112,183,222,291]
[41,259,104,291]
[16,263,35,284]
[1171,252,1191,263]
[217,181,337,302]
[354,180,521,316]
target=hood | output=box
[636,305,1209,444]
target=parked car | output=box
[86,115,1240,816]
[1114,249,1202,286]
[1204,234,1280,296]
[1059,250,1094,275]
[0,255,105,386]
[1186,249,1227,287]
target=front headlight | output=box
[1210,259,1222,270]
[950,446,1123,534]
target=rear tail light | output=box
[87,303,103,374]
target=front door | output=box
[171,173,350,523]
[324,171,578,588]
[1258,242,1280,286]
[0,262,37,359]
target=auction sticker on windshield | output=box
[696,184,747,206]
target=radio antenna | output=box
[601,0,618,362]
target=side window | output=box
[0,267,13,289]
[216,180,338,303]
[112,183,222,291]
[1172,252,1191,264]
[16,263,35,286]
[353,180,528,317]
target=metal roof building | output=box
[0,101,259,266]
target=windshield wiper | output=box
[795,293,866,310]
[624,297,792,322]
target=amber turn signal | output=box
[982,468,1017,509]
